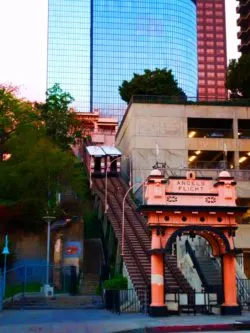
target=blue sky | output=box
[0,0,240,102]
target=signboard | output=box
[169,179,215,194]
[63,241,81,258]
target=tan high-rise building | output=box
[197,0,227,100]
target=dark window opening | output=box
[110,157,117,172]
[239,152,250,169]
[188,150,234,169]
[94,157,101,172]
[238,120,250,139]
[188,118,233,138]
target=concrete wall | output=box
[11,232,47,262]
[116,103,250,198]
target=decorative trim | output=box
[205,197,217,203]
[165,225,231,254]
[166,192,218,197]
[168,176,213,180]
[166,195,178,202]
[139,205,248,213]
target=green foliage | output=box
[96,284,102,295]
[226,55,250,98]
[41,83,81,150]
[103,275,128,290]
[0,84,88,230]
[0,125,88,230]
[119,68,186,103]
[0,85,39,157]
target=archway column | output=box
[221,253,241,315]
[150,253,168,316]
[149,228,168,316]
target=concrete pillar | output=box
[234,150,239,169]
[233,117,239,169]
[221,253,241,315]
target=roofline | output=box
[116,97,250,138]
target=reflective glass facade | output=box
[47,0,198,120]
[47,0,91,111]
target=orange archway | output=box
[140,169,247,317]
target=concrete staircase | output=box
[92,176,193,309]
[80,239,104,295]
[4,295,104,310]
[185,240,223,302]
[197,257,222,286]
[81,273,100,295]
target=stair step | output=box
[92,177,193,306]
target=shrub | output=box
[103,275,128,290]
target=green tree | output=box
[0,85,39,158]
[0,124,88,230]
[41,83,81,150]
[119,68,186,103]
[226,54,250,98]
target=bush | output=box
[103,275,128,290]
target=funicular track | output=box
[92,177,193,308]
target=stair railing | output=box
[185,240,209,290]
[93,179,150,289]
[237,278,250,307]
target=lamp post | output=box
[2,235,9,298]
[105,155,122,213]
[121,180,146,256]
[43,215,55,286]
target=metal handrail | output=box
[129,95,250,106]
[185,240,209,290]
[164,168,250,181]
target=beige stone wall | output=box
[116,103,250,198]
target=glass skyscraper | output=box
[47,0,198,120]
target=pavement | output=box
[0,309,250,333]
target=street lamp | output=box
[105,155,122,213]
[121,180,146,256]
[43,215,55,288]
[2,234,9,298]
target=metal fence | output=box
[130,95,250,106]
[0,272,3,311]
[166,291,219,315]
[104,289,220,315]
[237,279,250,307]
[165,168,250,181]
[3,263,78,302]
[104,288,147,314]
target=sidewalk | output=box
[0,309,250,333]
